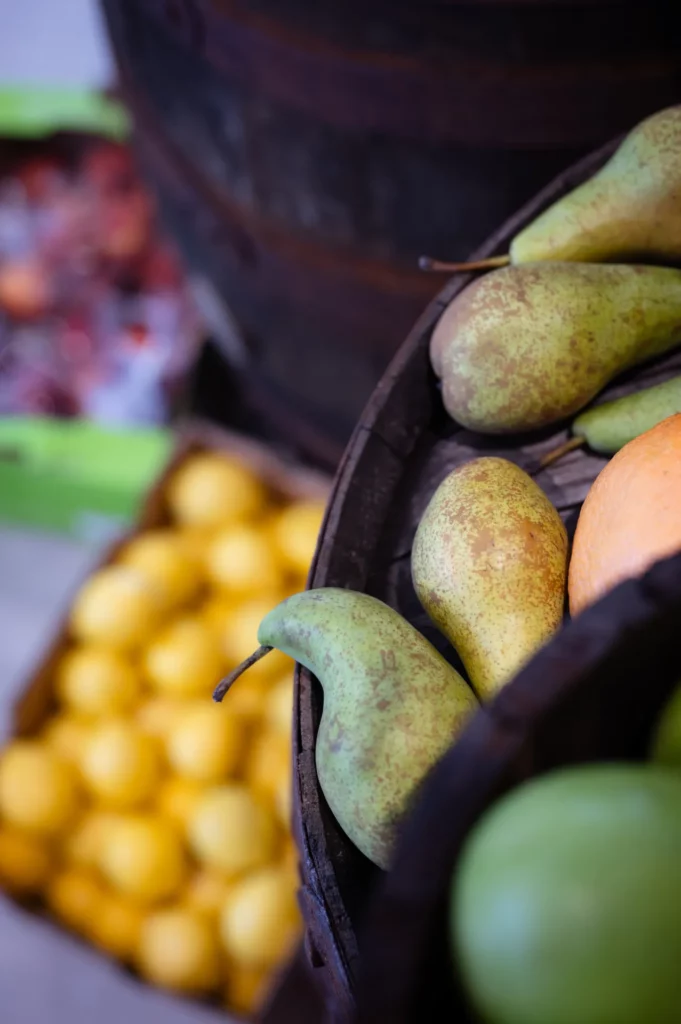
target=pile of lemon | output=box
[0,451,325,1016]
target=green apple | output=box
[452,765,681,1024]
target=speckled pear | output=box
[215,588,477,868]
[412,459,567,702]
[511,106,681,265]
[431,262,681,433]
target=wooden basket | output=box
[291,137,681,1021]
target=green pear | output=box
[511,105,681,264]
[215,588,477,868]
[573,375,681,453]
[412,458,567,702]
[431,262,681,433]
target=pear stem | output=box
[418,254,511,273]
[538,436,585,469]
[213,645,273,702]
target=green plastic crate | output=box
[0,418,171,542]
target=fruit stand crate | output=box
[6,418,328,1024]
[292,134,681,1021]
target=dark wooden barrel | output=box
[291,136,681,1021]
[354,551,681,1022]
[101,0,681,469]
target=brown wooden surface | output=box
[101,0,681,466]
[4,420,328,1024]
[291,134,681,1018]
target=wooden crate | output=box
[7,418,329,1024]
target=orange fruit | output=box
[569,414,681,615]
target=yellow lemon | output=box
[184,868,232,920]
[120,530,203,610]
[265,674,294,734]
[157,776,204,831]
[81,721,161,809]
[246,730,291,807]
[167,703,242,783]
[70,565,163,651]
[219,865,301,967]
[56,646,141,717]
[167,453,265,528]
[226,963,271,1016]
[270,500,326,576]
[91,893,144,961]
[0,827,51,894]
[101,815,186,903]
[188,785,278,876]
[63,810,120,869]
[0,741,80,835]
[137,907,220,993]
[144,616,223,698]
[220,598,292,683]
[206,524,281,597]
[135,696,187,739]
[46,868,103,937]
[42,713,90,766]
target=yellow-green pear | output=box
[412,458,567,702]
[431,262,681,433]
[511,105,681,265]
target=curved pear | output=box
[431,262,681,433]
[216,588,477,868]
[512,106,681,265]
[412,458,567,702]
